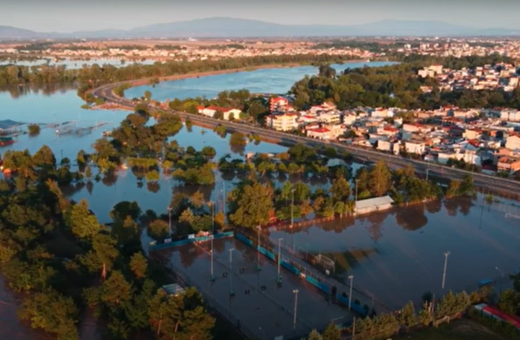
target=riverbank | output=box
[119,60,365,88]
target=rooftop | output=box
[355,195,394,211]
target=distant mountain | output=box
[0,25,39,39]
[2,18,520,40]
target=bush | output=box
[28,124,40,136]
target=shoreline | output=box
[117,60,366,88]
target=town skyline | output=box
[1,0,519,33]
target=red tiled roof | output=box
[308,127,330,133]
[205,106,233,112]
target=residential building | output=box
[265,113,299,131]
[506,135,520,151]
[198,106,241,120]
[270,97,289,112]
[404,139,426,155]
[497,157,520,173]
[307,127,331,140]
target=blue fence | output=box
[150,231,234,251]
[305,275,330,294]
[236,232,254,247]
[258,246,276,261]
[233,232,369,318]
[281,260,301,276]
[336,294,368,317]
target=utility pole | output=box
[348,275,354,311]
[496,266,504,293]
[229,248,235,295]
[293,289,299,330]
[210,202,215,281]
[291,188,295,228]
[277,238,283,283]
[442,251,450,290]
[167,206,172,235]
[354,179,359,215]
[256,226,261,271]
[352,317,356,340]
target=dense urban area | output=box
[1,33,520,340]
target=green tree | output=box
[28,124,41,136]
[130,252,148,280]
[398,301,417,329]
[68,199,100,239]
[330,176,351,202]
[148,219,169,241]
[368,160,392,197]
[498,289,519,315]
[101,271,133,307]
[228,181,274,228]
[304,329,323,340]
[322,323,341,340]
[18,289,79,340]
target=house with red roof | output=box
[307,127,331,140]
[198,106,242,120]
[270,97,289,113]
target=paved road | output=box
[91,82,520,196]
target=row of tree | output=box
[304,282,519,340]
[0,53,354,88]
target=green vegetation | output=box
[405,319,506,340]
[290,56,520,110]
[0,147,215,340]
[0,54,355,91]
[27,123,40,136]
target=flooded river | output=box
[1,61,519,339]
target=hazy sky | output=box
[1,0,518,32]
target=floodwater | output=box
[268,197,520,309]
[125,61,399,100]
[0,58,156,69]
[1,61,519,339]
[163,238,352,340]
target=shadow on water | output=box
[0,84,74,99]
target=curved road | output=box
[92,82,520,197]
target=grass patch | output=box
[404,319,506,340]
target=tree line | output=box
[0,53,356,88]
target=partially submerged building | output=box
[355,196,394,215]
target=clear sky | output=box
[1,0,518,32]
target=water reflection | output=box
[0,84,74,99]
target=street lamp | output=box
[293,289,299,330]
[258,327,265,340]
[210,201,215,281]
[277,238,283,283]
[167,206,172,235]
[495,266,504,278]
[442,251,450,290]
[291,188,295,228]
[229,248,235,295]
[256,226,261,271]
[348,275,354,311]
[496,266,505,293]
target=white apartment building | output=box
[265,113,299,131]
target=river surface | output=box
[1,61,520,339]
[125,61,398,100]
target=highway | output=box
[91,82,520,197]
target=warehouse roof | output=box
[355,195,394,211]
